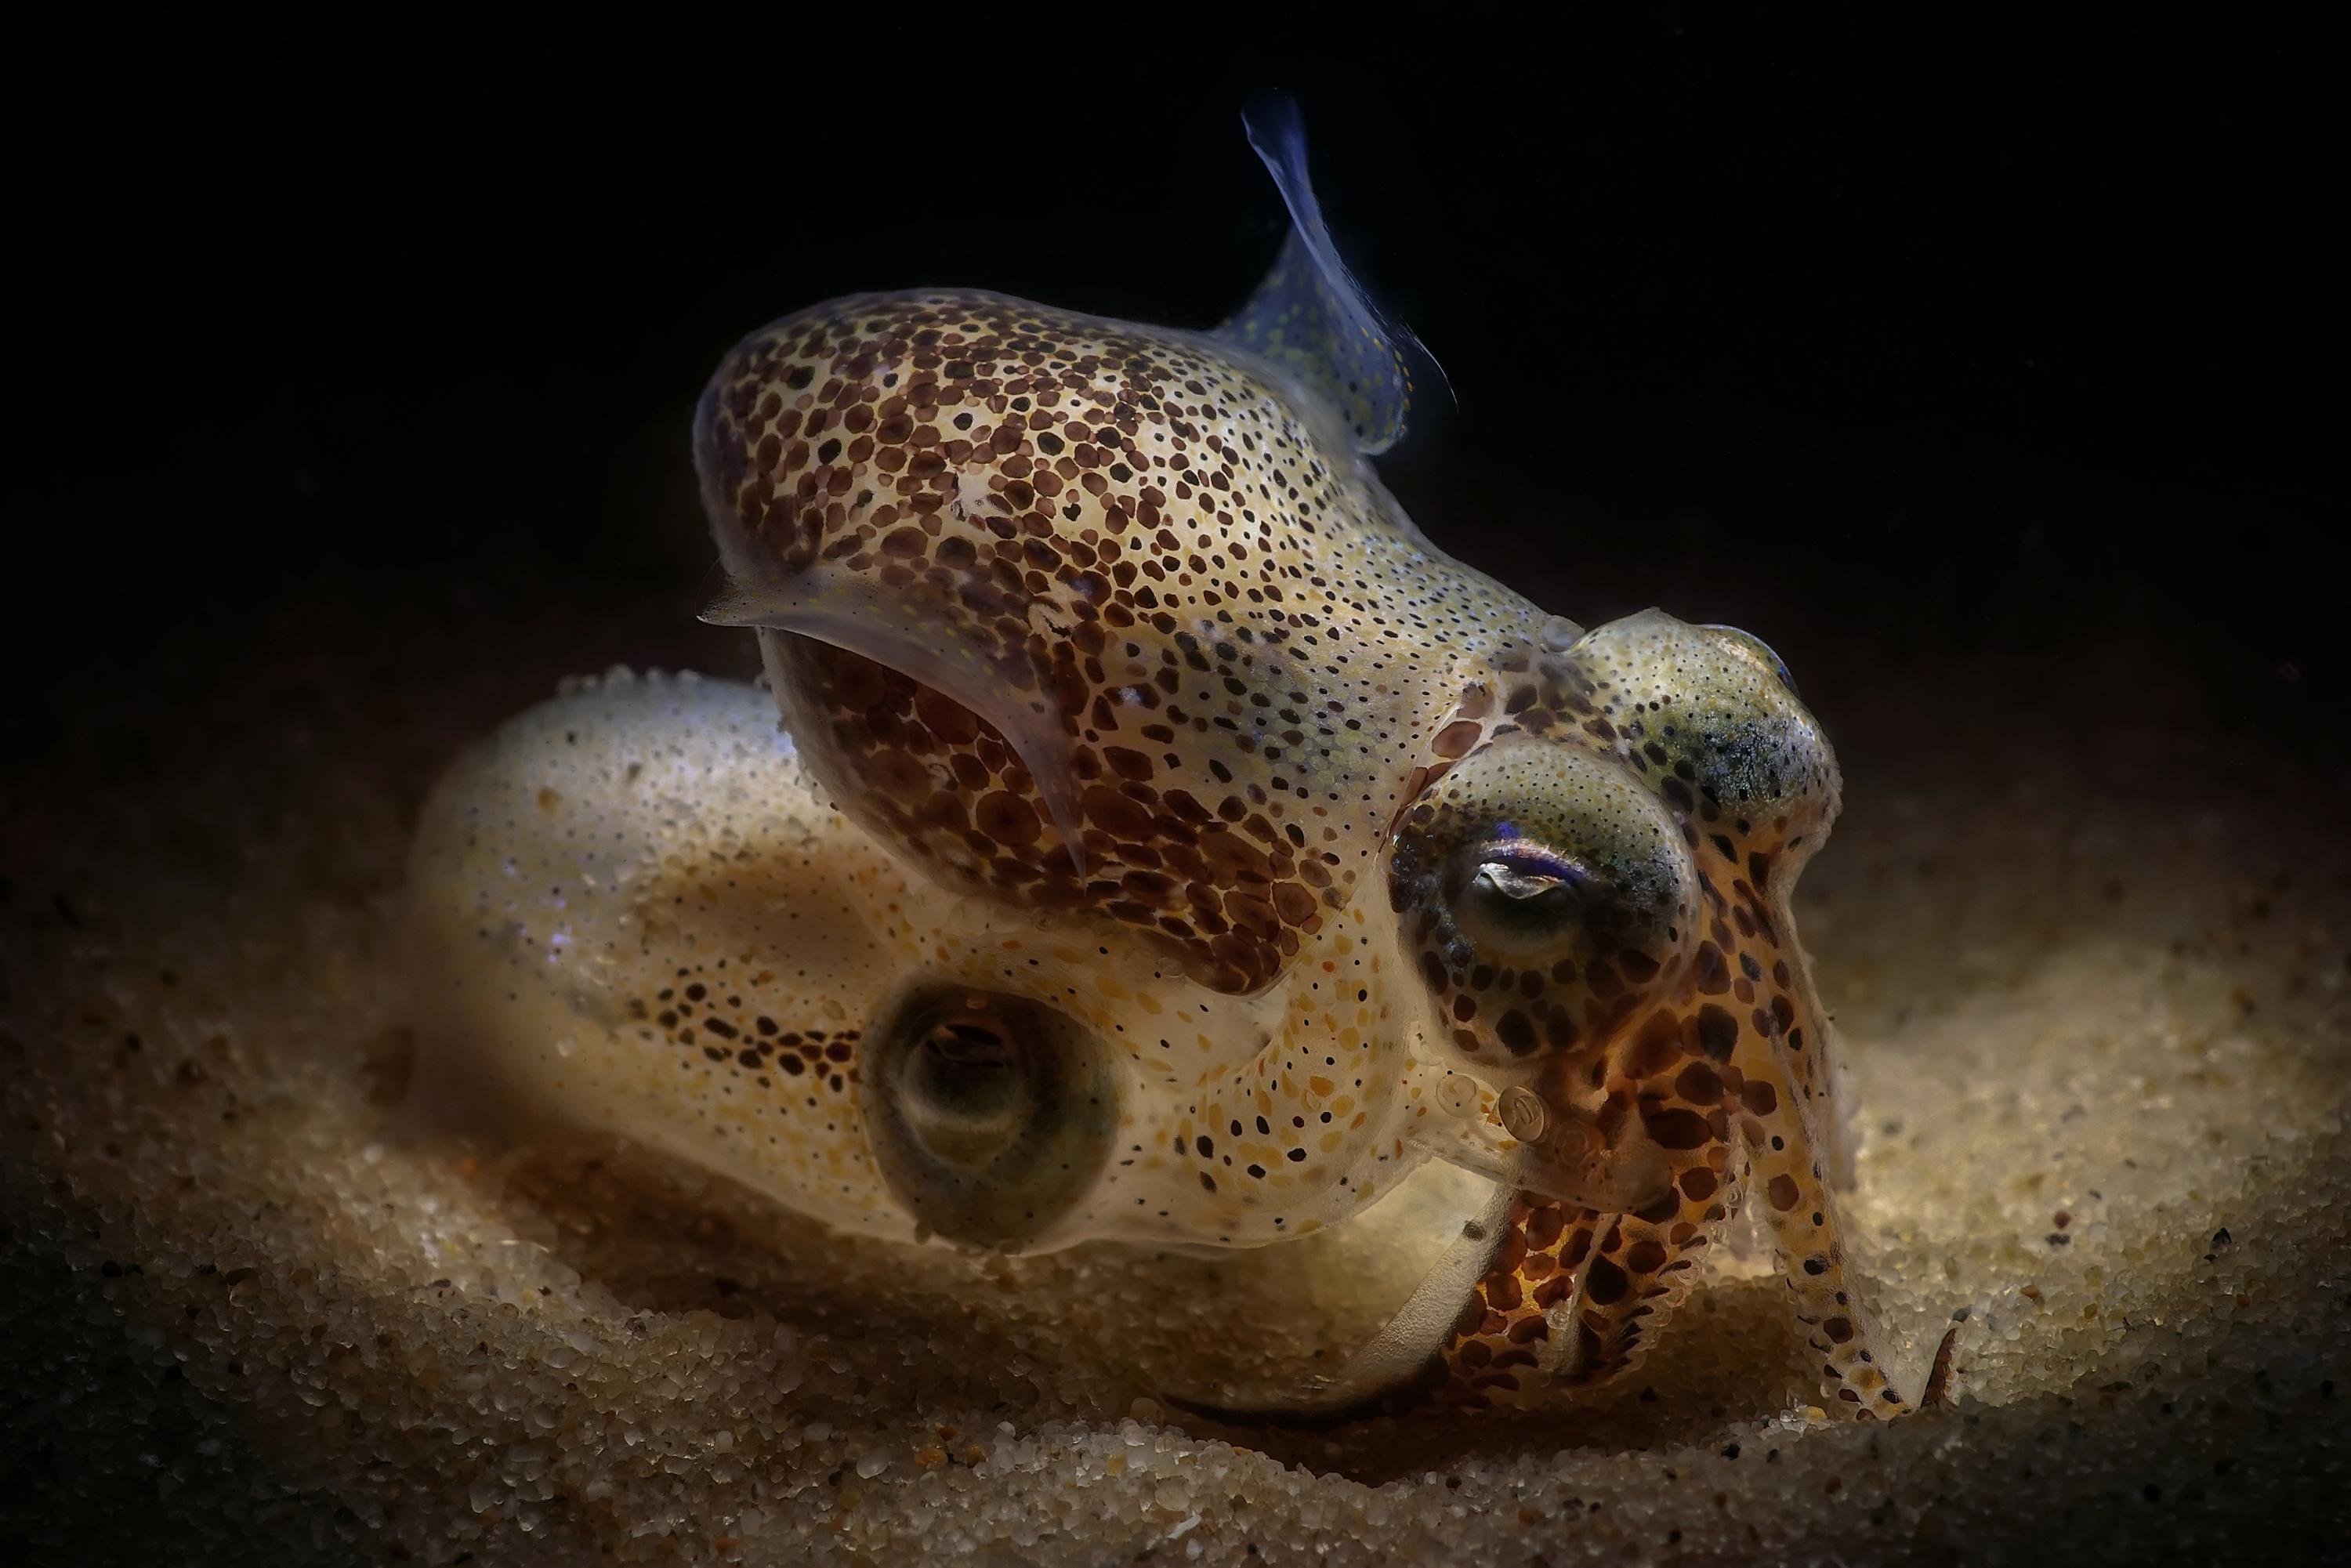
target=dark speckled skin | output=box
[418,100,1952,1421]
[693,280,1947,1417]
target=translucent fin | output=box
[1215,92,1449,455]
[701,567,1091,875]
[697,561,766,628]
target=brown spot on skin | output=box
[1741,1079,1779,1116]
[1272,882,1320,927]
[1081,786,1155,841]
[974,791,1041,848]
[1767,1175,1801,1211]
[1674,1062,1724,1105]
[1627,1011,1683,1077]
[1643,1107,1714,1150]
[1433,720,1483,759]
[1585,1256,1628,1306]
[1496,1009,1538,1055]
[1103,746,1155,782]
[1694,1004,1740,1060]
[1632,1189,1679,1224]
[1562,1226,1593,1269]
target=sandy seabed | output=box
[4,602,2346,1566]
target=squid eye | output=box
[863,983,1121,1250]
[1452,844,1594,955]
[1389,738,1701,1065]
[896,1020,1028,1164]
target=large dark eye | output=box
[1389,738,1699,1065]
[1451,843,1596,956]
[895,1018,1027,1162]
[863,983,1121,1249]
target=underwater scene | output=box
[5,20,2341,1566]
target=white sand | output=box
[5,624,2345,1565]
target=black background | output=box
[9,14,2336,771]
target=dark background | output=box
[8,15,2336,773]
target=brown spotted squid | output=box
[409,95,1956,1422]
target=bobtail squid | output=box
[409,95,1956,1422]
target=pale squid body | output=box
[411,98,1951,1419]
